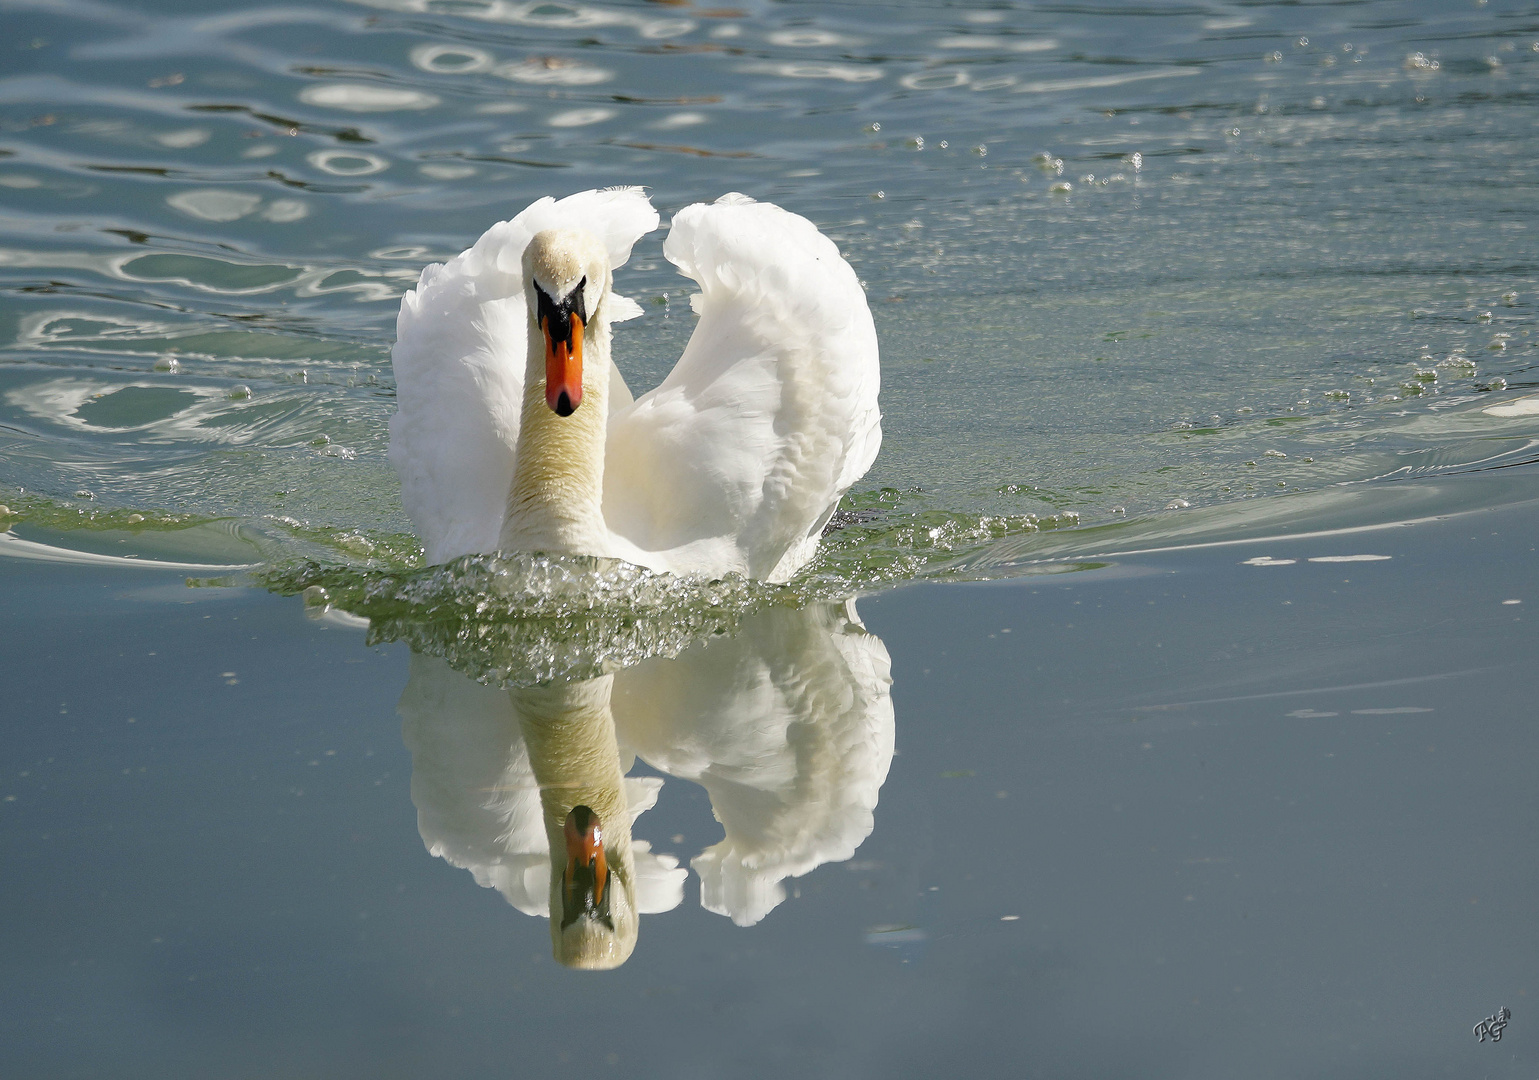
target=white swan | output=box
[389,187,882,581]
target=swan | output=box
[389,187,882,581]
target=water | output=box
[2,0,1538,1073]
[3,0,1537,577]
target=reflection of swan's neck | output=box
[512,674,637,969]
[500,314,612,555]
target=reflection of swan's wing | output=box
[612,602,895,925]
[390,187,658,564]
[617,778,689,916]
[399,653,548,915]
[399,653,684,917]
[603,195,882,582]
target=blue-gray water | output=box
[2,0,1538,1075]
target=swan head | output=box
[524,228,611,418]
[552,803,638,969]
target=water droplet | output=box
[1165,499,1190,510]
[228,385,252,400]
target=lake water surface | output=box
[2,0,1538,1075]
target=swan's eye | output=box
[535,276,587,337]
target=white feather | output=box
[390,187,658,564]
[605,193,882,581]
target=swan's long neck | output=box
[512,676,631,860]
[500,312,611,555]
[512,675,638,968]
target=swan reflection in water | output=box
[398,600,894,969]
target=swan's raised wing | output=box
[390,188,658,564]
[603,195,881,582]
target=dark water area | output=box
[3,470,1536,1078]
[3,0,1539,1073]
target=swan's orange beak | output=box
[561,804,612,929]
[543,312,583,417]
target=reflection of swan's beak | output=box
[561,805,612,930]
